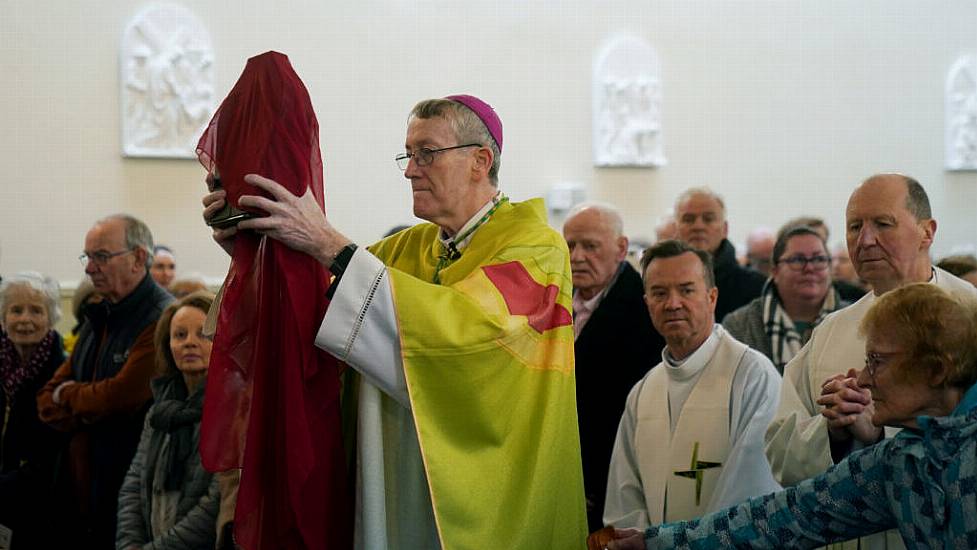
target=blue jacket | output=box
[644,383,977,549]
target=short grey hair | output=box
[674,187,727,221]
[0,271,62,325]
[565,201,624,236]
[102,214,155,269]
[904,176,932,220]
[409,99,502,185]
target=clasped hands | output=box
[201,172,350,266]
[817,368,882,445]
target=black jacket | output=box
[574,262,665,531]
[713,239,767,322]
[0,332,68,547]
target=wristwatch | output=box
[327,243,358,299]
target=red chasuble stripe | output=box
[483,261,573,333]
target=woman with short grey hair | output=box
[0,271,68,546]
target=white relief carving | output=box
[593,36,665,168]
[946,54,977,171]
[121,4,215,158]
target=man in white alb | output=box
[765,173,977,550]
[596,239,781,543]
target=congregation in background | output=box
[3,84,977,550]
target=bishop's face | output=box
[402,116,479,233]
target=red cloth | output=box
[196,51,351,550]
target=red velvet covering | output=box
[196,51,350,550]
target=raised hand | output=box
[236,174,350,267]
[201,171,237,257]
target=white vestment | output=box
[603,325,782,529]
[317,248,441,550]
[765,266,977,550]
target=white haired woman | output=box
[0,272,68,546]
[599,283,977,549]
[116,291,220,550]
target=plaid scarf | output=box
[761,280,837,370]
[0,329,56,400]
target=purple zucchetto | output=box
[444,94,503,153]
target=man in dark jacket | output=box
[37,214,173,549]
[563,202,666,532]
[674,188,766,321]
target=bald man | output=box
[765,174,977,550]
[563,202,665,532]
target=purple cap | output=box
[445,94,503,153]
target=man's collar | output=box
[108,272,156,311]
[663,324,721,370]
[572,261,627,303]
[438,192,504,252]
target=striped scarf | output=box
[761,280,837,370]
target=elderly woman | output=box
[723,225,848,373]
[116,291,220,550]
[599,283,977,549]
[0,272,67,545]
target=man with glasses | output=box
[202,95,586,549]
[723,225,848,373]
[37,214,173,549]
[764,174,976,550]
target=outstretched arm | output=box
[644,444,895,549]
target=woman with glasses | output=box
[600,283,977,549]
[723,225,848,374]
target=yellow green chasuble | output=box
[367,198,587,549]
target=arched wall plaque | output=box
[121,4,215,158]
[946,54,977,171]
[593,36,666,168]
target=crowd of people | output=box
[3,78,977,550]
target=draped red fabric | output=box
[196,51,351,550]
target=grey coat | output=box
[116,376,218,550]
[722,291,849,373]
[722,298,773,359]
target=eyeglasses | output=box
[864,351,904,382]
[79,249,134,267]
[777,255,830,271]
[395,143,481,171]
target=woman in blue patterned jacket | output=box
[597,283,977,550]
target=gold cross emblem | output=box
[673,441,722,505]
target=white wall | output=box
[2,0,976,286]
